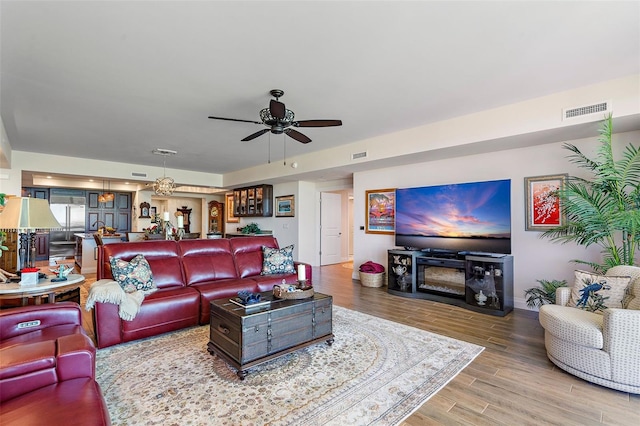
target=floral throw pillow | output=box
[110,254,156,294]
[569,270,630,313]
[261,245,295,275]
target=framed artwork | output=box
[365,188,395,234]
[525,174,567,231]
[225,193,239,223]
[275,195,295,217]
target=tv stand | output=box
[387,249,513,316]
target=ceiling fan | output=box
[208,89,342,144]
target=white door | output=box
[320,192,342,265]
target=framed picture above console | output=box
[365,188,395,234]
[524,174,567,231]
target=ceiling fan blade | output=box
[241,128,270,141]
[269,99,286,120]
[293,119,342,128]
[208,116,262,125]
[285,129,312,144]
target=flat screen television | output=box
[395,179,511,254]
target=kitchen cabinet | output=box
[0,231,19,273]
[34,232,49,261]
[233,185,273,217]
[86,192,131,233]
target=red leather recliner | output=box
[0,302,111,425]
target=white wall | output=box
[353,130,639,310]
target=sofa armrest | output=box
[603,308,640,385]
[293,261,313,285]
[0,302,82,342]
[555,287,572,306]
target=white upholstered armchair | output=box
[539,265,640,394]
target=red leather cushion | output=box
[0,378,111,426]
[120,287,200,343]
[230,236,279,278]
[179,239,238,284]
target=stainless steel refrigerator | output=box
[49,195,86,259]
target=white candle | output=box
[163,212,170,222]
[177,216,184,228]
[297,264,306,281]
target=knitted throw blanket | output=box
[85,279,146,321]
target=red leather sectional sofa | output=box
[94,236,312,349]
[0,302,111,425]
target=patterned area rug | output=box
[96,306,483,425]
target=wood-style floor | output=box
[78,262,640,426]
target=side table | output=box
[0,274,86,306]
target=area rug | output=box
[96,306,483,425]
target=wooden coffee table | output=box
[207,291,333,379]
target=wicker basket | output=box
[359,271,385,288]
[273,285,315,300]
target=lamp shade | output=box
[0,197,62,230]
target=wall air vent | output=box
[563,101,610,120]
[351,151,368,160]
[131,172,147,178]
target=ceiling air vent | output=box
[563,101,610,121]
[131,172,147,178]
[351,151,368,160]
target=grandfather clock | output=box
[208,201,224,235]
[176,207,192,233]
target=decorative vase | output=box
[475,290,487,306]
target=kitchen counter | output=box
[74,233,125,274]
[74,233,124,240]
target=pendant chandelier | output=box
[152,148,177,196]
[98,180,115,203]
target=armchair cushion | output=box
[570,270,630,312]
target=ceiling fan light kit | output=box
[208,89,342,144]
[152,148,177,196]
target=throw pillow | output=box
[606,265,640,310]
[569,270,630,313]
[110,254,156,294]
[261,245,295,275]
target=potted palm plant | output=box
[540,114,640,272]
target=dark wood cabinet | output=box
[0,231,19,273]
[86,192,131,233]
[35,233,49,261]
[388,250,514,317]
[233,184,273,217]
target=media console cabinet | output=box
[388,249,514,316]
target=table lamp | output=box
[0,197,62,270]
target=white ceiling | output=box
[2,1,639,181]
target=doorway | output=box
[320,190,353,266]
